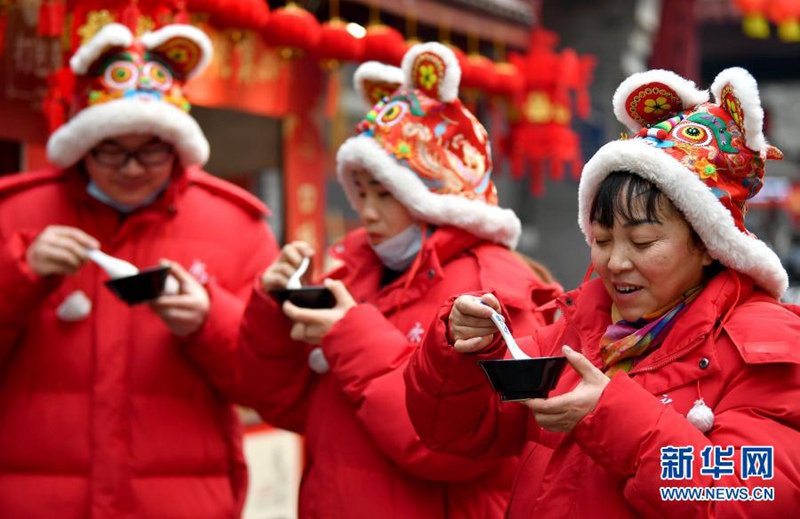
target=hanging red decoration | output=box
[501,28,596,196]
[461,53,498,93]
[37,0,66,37]
[362,24,406,66]
[0,11,7,58]
[41,67,76,134]
[209,0,269,32]
[765,0,800,42]
[490,61,524,99]
[263,2,321,60]
[314,18,364,65]
[732,0,770,39]
[119,0,142,32]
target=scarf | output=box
[601,284,705,376]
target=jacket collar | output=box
[557,269,752,375]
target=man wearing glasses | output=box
[0,23,278,518]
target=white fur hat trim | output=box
[337,135,521,249]
[70,24,134,75]
[612,69,709,131]
[354,61,404,110]
[46,99,209,168]
[578,139,787,298]
[141,24,214,80]
[401,42,461,103]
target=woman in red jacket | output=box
[237,43,561,518]
[405,67,800,517]
[0,23,278,517]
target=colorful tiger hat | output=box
[579,67,787,297]
[46,23,212,168]
[336,42,521,249]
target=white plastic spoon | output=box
[286,256,310,289]
[487,308,532,360]
[87,249,179,294]
[86,249,139,278]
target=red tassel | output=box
[173,0,190,24]
[0,15,7,56]
[529,161,545,197]
[324,67,341,119]
[42,67,75,134]
[229,33,243,82]
[120,0,141,33]
[154,4,173,27]
[37,0,52,37]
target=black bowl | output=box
[271,286,336,309]
[478,356,568,401]
[104,265,170,305]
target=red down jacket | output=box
[237,226,562,518]
[406,269,800,517]
[0,166,278,518]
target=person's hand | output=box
[25,225,100,276]
[283,279,357,345]
[261,241,315,293]
[523,345,610,433]
[448,293,502,353]
[149,260,210,337]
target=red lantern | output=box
[491,61,524,99]
[314,18,364,65]
[732,0,770,38]
[765,0,800,42]
[263,2,321,59]
[362,24,406,66]
[212,0,270,31]
[461,53,498,93]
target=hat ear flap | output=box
[141,24,213,80]
[613,69,709,131]
[353,61,404,110]
[401,42,461,102]
[710,67,768,153]
[70,23,134,75]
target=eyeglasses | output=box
[89,142,175,168]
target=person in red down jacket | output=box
[0,22,278,518]
[405,67,800,517]
[236,42,562,519]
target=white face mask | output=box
[87,180,166,214]
[369,223,423,272]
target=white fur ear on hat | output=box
[353,61,404,110]
[401,42,461,102]
[613,69,709,131]
[70,23,134,74]
[141,24,214,80]
[710,67,766,154]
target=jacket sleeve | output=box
[405,297,554,460]
[0,229,60,366]
[235,284,316,434]
[571,361,800,517]
[177,220,280,400]
[321,302,518,481]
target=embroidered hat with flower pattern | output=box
[578,67,787,297]
[336,42,521,249]
[46,23,212,169]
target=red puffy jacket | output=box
[0,167,278,518]
[406,269,800,517]
[238,226,562,518]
